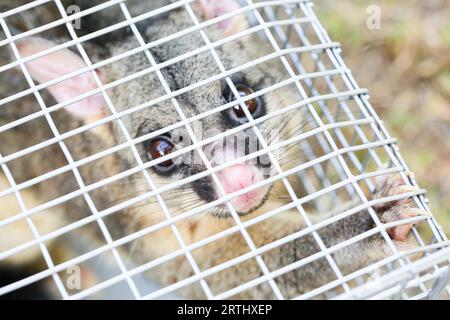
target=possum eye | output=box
[146,137,175,172]
[225,84,263,124]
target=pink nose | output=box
[217,164,266,213]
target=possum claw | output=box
[371,174,432,245]
[393,184,421,195]
[401,207,432,218]
[382,241,422,260]
[394,240,419,252]
[386,208,430,242]
[405,171,415,179]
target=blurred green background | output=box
[316,0,450,234]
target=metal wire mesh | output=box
[0,0,449,299]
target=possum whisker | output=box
[264,106,365,146]
[111,187,198,205]
[267,119,313,145]
[175,208,210,229]
[124,239,140,266]
[275,137,323,162]
[109,195,202,220]
[264,110,312,144]
[129,196,204,222]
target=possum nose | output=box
[217,164,266,213]
[219,164,257,192]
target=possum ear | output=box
[198,0,248,35]
[16,37,106,120]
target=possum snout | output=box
[216,164,268,214]
[208,142,271,215]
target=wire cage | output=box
[0,0,449,300]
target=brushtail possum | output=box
[0,0,428,299]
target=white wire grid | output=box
[0,0,449,299]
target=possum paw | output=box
[370,174,430,243]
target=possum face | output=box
[16,1,298,220]
[113,3,296,218]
